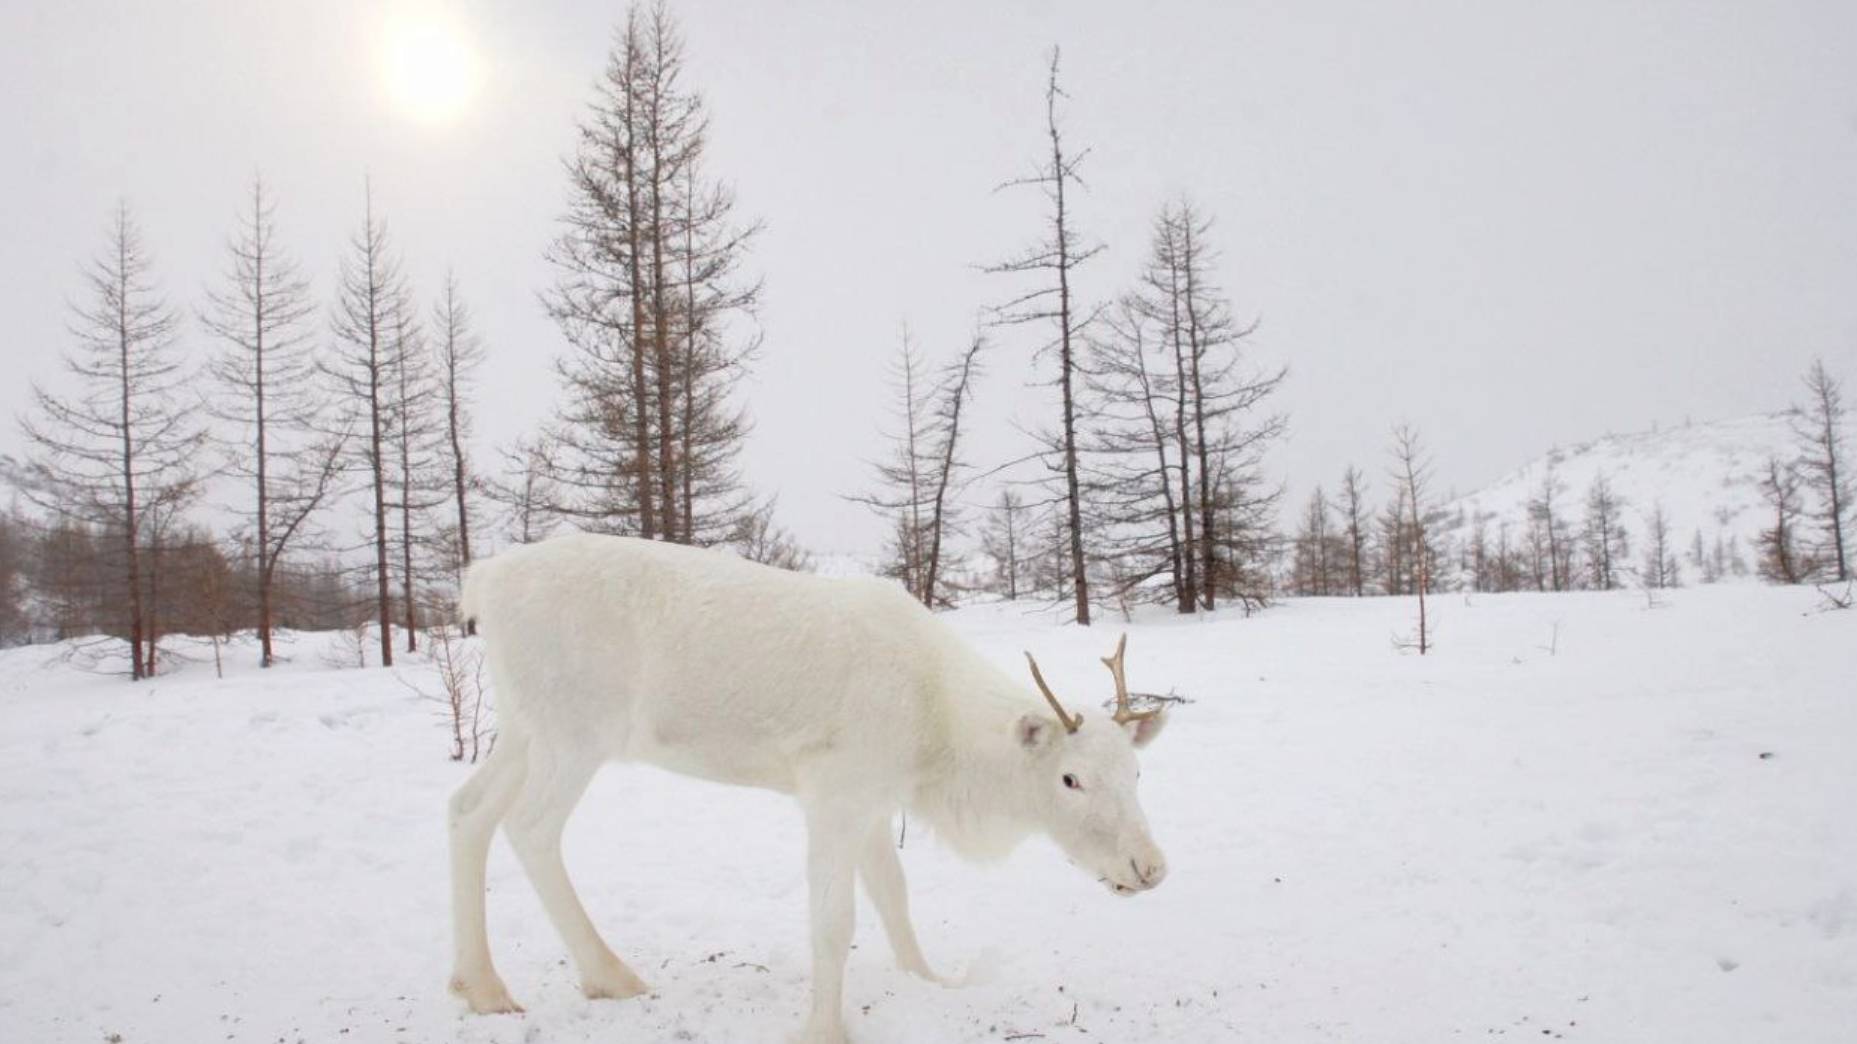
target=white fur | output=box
[448,532,1168,1042]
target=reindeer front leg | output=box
[859,820,947,984]
[800,803,865,1044]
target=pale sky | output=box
[4,0,1855,556]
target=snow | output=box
[2,585,1854,1043]
[1435,412,1849,576]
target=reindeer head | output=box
[1017,634,1169,897]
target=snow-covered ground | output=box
[2,585,1853,1043]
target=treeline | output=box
[0,3,803,672]
[0,512,370,656]
[1289,464,1677,598]
[0,188,496,672]
[1285,360,1851,599]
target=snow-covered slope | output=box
[2,588,1854,1042]
[1437,413,1829,580]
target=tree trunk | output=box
[1183,222,1217,610]
[621,84,657,540]
[368,318,393,668]
[1050,92,1090,626]
[119,253,145,681]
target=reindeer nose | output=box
[1132,856,1168,889]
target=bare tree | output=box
[1793,360,1850,581]
[919,336,985,607]
[544,3,760,543]
[852,331,983,607]
[1391,425,1433,654]
[1087,203,1285,613]
[1084,291,1189,609]
[483,436,560,546]
[1641,501,1680,589]
[386,289,447,653]
[1526,464,1570,591]
[1581,472,1629,590]
[979,488,1028,600]
[1165,204,1283,610]
[1376,489,1410,595]
[1290,486,1336,596]
[1757,455,1807,584]
[433,273,485,610]
[1339,465,1369,596]
[1202,435,1286,611]
[854,331,931,597]
[18,204,203,679]
[414,622,492,763]
[203,176,343,667]
[987,47,1101,625]
[730,498,812,572]
[325,185,409,667]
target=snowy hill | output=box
[3,588,1855,1042]
[1435,412,1836,582]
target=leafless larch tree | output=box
[1390,424,1434,654]
[1079,200,1285,613]
[987,47,1102,625]
[1757,455,1807,584]
[544,2,761,545]
[202,176,345,667]
[1138,202,1284,611]
[18,204,204,679]
[385,287,449,653]
[1793,359,1849,581]
[482,437,560,548]
[852,330,984,608]
[1525,464,1571,592]
[979,488,1029,600]
[1581,472,1629,591]
[1640,501,1680,590]
[433,272,485,604]
[324,185,411,667]
[1338,465,1369,596]
[1083,297,1191,608]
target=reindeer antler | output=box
[1101,633,1159,727]
[1023,651,1082,733]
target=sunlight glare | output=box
[381,7,479,126]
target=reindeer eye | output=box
[1062,773,1081,790]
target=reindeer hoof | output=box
[581,958,649,1000]
[902,962,955,988]
[450,973,525,1014]
[796,1018,849,1044]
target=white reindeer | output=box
[448,533,1170,1043]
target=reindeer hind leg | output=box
[448,730,530,1013]
[502,745,648,1001]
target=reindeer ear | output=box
[1123,708,1168,749]
[1016,713,1061,751]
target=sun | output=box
[380,7,480,125]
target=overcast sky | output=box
[4,0,1855,556]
